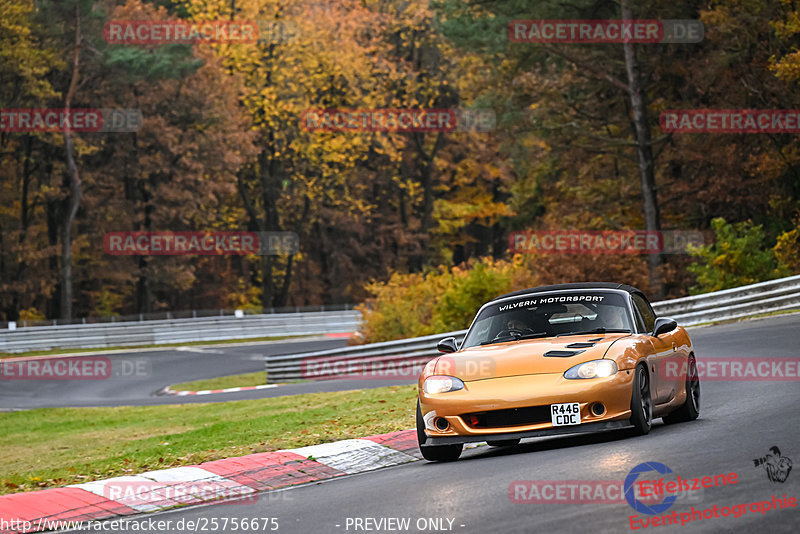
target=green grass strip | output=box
[0,384,416,495]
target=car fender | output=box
[606,336,653,371]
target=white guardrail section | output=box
[267,330,468,383]
[0,311,361,353]
[266,275,800,383]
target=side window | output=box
[632,294,656,333]
[632,304,646,333]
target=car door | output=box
[631,293,676,404]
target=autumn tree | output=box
[0,0,61,321]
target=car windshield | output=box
[461,291,633,349]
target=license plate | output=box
[551,402,581,426]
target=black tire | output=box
[419,443,463,462]
[416,399,427,445]
[416,400,463,462]
[487,439,521,448]
[629,364,652,435]
[662,354,700,424]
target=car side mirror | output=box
[436,337,458,353]
[652,317,678,337]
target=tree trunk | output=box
[46,195,60,319]
[60,5,82,321]
[620,0,663,298]
[412,131,445,272]
[252,145,284,312]
[277,253,293,307]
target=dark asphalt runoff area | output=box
[69,313,800,534]
[0,337,389,410]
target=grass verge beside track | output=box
[170,372,267,391]
[0,384,416,495]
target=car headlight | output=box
[564,359,618,379]
[423,375,465,394]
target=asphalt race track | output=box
[0,338,360,410]
[60,313,800,533]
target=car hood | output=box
[433,334,629,381]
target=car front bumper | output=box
[419,367,635,443]
[425,420,631,445]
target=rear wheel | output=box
[662,354,700,424]
[487,439,521,448]
[629,364,652,435]
[416,400,463,462]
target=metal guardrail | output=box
[651,274,800,324]
[267,330,467,382]
[5,275,798,356]
[0,304,354,329]
[0,311,360,353]
[266,275,800,383]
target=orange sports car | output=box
[416,283,700,461]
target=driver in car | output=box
[507,318,529,332]
[599,306,627,329]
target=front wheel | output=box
[417,400,463,462]
[662,354,700,424]
[629,364,652,435]
[419,443,463,462]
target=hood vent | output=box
[565,342,596,349]
[543,349,586,358]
